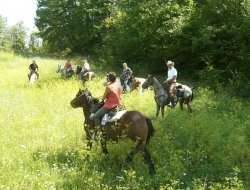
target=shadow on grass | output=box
[31,140,154,189]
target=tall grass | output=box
[0,52,249,189]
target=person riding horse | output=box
[64,58,74,75]
[163,60,177,107]
[28,60,39,80]
[92,72,122,128]
[120,63,133,93]
[79,59,90,80]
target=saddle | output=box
[101,105,126,126]
[90,101,126,126]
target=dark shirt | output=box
[29,63,38,71]
[121,68,133,81]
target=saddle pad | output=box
[101,110,127,125]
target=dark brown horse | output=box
[70,89,156,174]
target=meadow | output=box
[0,52,249,189]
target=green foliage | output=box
[0,16,28,52]
[0,52,250,189]
[36,0,113,54]
[33,1,250,97]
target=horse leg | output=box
[143,146,156,175]
[84,126,93,150]
[130,140,156,175]
[100,131,108,154]
[161,105,165,118]
[156,104,160,117]
[187,103,192,112]
[179,99,184,110]
[125,146,138,163]
[186,98,192,112]
[125,137,148,163]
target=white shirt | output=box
[167,67,177,82]
[83,62,90,71]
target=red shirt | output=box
[65,62,72,69]
[103,82,122,109]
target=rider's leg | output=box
[35,71,39,79]
[123,79,130,93]
[169,83,177,107]
[93,107,109,128]
[79,71,83,80]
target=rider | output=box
[28,60,39,79]
[93,72,122,128]
[79,59,90,80]
[164,60,177,107]
[120,63,133,93]
[64,58,74,74]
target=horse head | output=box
[70,88,93,108]
[75,65,82,75]
[142,75,154,89]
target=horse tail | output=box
[191,91,194,101]
[146,118,155,144]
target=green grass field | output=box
[0,51,249,189]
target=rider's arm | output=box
[102,86,110,100]
[168,75,177,83]
[129,68,133,75]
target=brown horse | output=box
[70,89,156,174]
[128,76,146,93]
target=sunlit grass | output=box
[0,51,249,189]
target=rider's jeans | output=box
[93,107,110,126]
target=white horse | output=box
[29,71,38,85]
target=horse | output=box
[81,71,96,81]
[142,75,193,117]
[142,75,170,118]
[128,76,146,93]
[175,83,193,112]
[28,71,38,85]
[70,89,156,174]
[75,65,96,81]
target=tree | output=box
[35,0,113,54]
[8,22,27,51]
[29,32,43,52]
[102,0,195,72]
